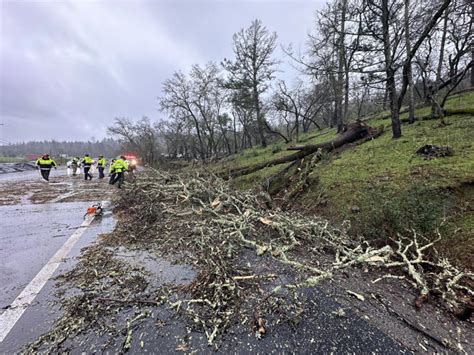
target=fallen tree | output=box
[27,169,473,351]
[224,121,383,179]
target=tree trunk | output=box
[432,9,449,117]
[382,0,402,138]
[404,0,416,124]
[336,0,348,133]
[191,116,206,160]
[253,86,267,147]
[382,87,389,110]
[233,113,238,154]
[469,0,473,88]
[225,122,379,178]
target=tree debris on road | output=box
[25,169,473,352]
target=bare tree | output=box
[428,0,472,120]
[160,71,206,160]
[160,63,227,160]
[107,117,162,165]
[271,81,325,142]
[362,0,452,138]
[223,19,278,147]
[404,0,416,123]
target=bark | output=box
[336,0,348,133]
[470,0,473,88]
[382,88,389,111]
[404,0,416,124]
[398,0,452,110]
[225,121,378,178]
[382,0,402,138]
[431,9,449,119]
[264,121,290,143]
[253,83,267,147]
[262,159,302,195]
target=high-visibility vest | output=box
[36,158,57,170]
[113,159,128,173]
[82,156,93,165]
[97,158,106,167]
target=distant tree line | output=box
[0,138,122,159]
[109,0,472,161]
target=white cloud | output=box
[1,0,324,142]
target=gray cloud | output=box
[0,0,324,143]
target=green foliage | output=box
[271,144,282,154]
[0,156,25,163]
[216,91,474,268]
[353,185,453,241]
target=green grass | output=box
[315,114,473,197]
[0,156,25,163]
[216,91,474,268]
[306,96,474,268]
[218,127,338,171]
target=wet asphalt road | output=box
[0,172,115,353]
[0,171,409,353]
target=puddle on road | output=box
[111,247,196,287]
[0,173,115,206]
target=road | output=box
[2,169,465,353]
[0,171,115,353]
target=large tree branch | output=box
[398,0,453,109]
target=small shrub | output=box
[271,145,282,154]
[353,185,454,243]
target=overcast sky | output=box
[1,0,325,143]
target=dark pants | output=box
[84,166,92,180]
[40,169,51,181]
[109,173,116,185]
[72,165,78,176]
[98,166,105,179]
[113,172,124,188]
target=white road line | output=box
[0,215,95,342]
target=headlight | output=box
[131,159,137,165]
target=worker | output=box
[35,154,57,181]
[110,156,128,188]
[81,154,93,180]
[71,157,80,176]
[108,159,117,185]
[97,155,106,179]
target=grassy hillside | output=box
[0,156,25,163]
[217,91,474,268]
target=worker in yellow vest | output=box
[97,155,106,179]
[35,154,57,181]
[108,159,117,185]
[81,154,93,180]
[110,156,128,188]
